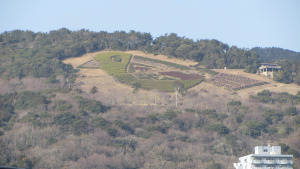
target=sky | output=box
[1,0,300,52]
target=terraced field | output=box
[133,55,190,70]
[94,52,137,85]
[92,52,204,92]
[206,73,267,90]
[94,52,131,75]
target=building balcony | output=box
[264,160,276,164]
[252,160,263,164]
[280,160,291,164]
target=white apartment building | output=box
[234,145,293,169]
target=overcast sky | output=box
[1,0,300,52]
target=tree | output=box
[294,73,300,85]
[173,82,184,107]
[286,107,297,116]
[47,74,59,84]
[90,86,98,94]
[132,82,141,94]
[72,119,88,135]
[106,127,118,137]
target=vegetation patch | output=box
[94,52,137,85]
[93,52,203,92]
[110,55,122,62]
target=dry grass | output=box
[63,51,131,96]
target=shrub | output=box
[163,110,179,120]
[263,109,283,124]
[14,91,48,110]
[46,137,57,146]
[205,123,229,135]
[72,119,88,135]
[228,100,241,106]
[286,107,297,116]
[47,74,59,84]
[53,112,78,126]
[114,120,134,134]
[202,109,218,119]
[225,134,237,147]
[21,112,42,127]
[255,90,274,103]
[106,127,118,137]
[279,143,300,158]
[54,100,72,112]
[148,124,168,134]
[245,121,267,138]
[90,86,98,94]
[294,116,300,127]
[0,95,14,123]
[146,113,159,123]
[135,117,145,123]
[114,137,138,150]
[257,90,272,97]
[206,161,222,169]
[93,116,109,129]
[77,96,110,114]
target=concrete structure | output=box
[234,145,293,169]
[259,63,281,78]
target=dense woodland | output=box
[0,29,300,169]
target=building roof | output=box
[239,154,293,159]
[260,63,278,66]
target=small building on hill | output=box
[259,63,281,78]
[233,145,293,169]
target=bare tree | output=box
[173,81,184,107]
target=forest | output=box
[0,29,300,169]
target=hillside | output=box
[64,51,300,105]
[253,47,300,63]
[0,29,300,169]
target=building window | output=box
[263,149,268,152]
